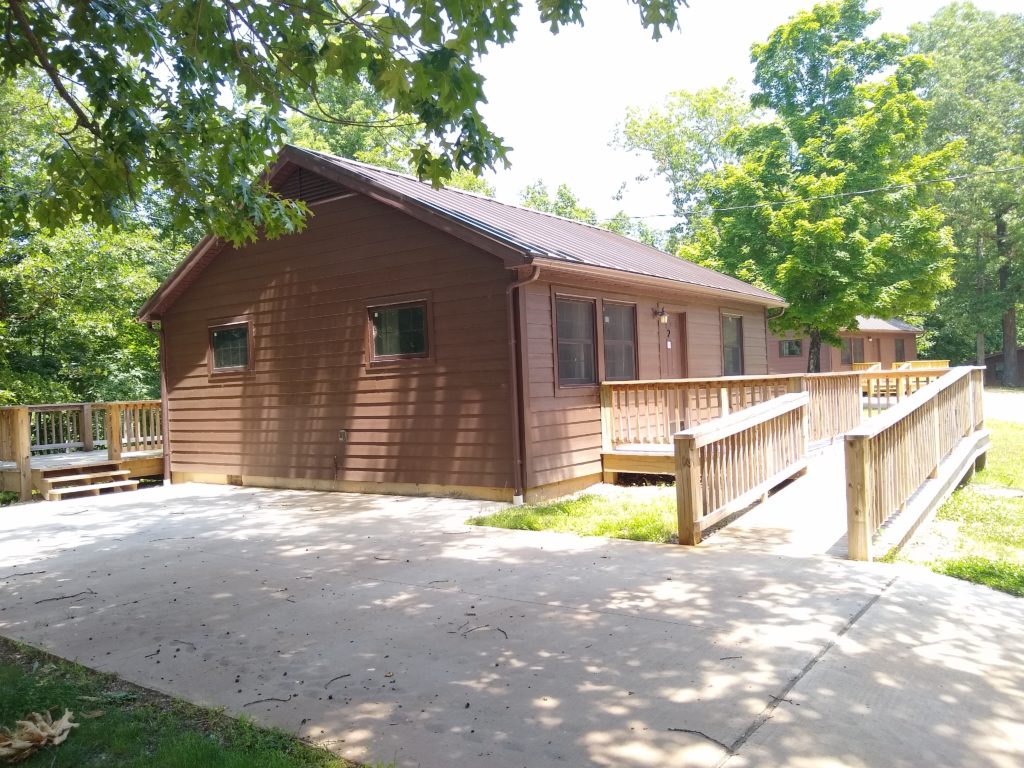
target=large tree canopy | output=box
[696,0,956,371]
[911,3,1024,382]
[0,0,689,245]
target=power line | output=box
[605,164,1024,223]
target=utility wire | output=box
[605,164,1024,223]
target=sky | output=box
[473,0,1023,226]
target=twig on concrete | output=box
[325,674,351,688]
[668,728,732,754]
[34,589,96,605]
[4,571,46,578]
[462,624,508,639]
[719,656,743,661]
[144,649,160,658]
[768,694,795,705]
[243,695,294,707]
[373,555,393,561]
[148,536,195,542]
[171,640,196,650]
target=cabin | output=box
[136,146,784,503]
[768,317,922,374]
[983,346,1024,386]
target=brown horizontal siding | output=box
[163,192,515,494]
[521,279,770,490]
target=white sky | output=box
[474,0,1023,225]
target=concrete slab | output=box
[1,483,1021,767]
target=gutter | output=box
[505,264,541,504]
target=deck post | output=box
[845,434,873,561]
[599,385,613,452]
[10,407,32,502]
[81,403,94,451]
[106,404,122,462]
[674,433,703,546]
[718,387,730,418]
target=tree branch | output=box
[8,0,100,137]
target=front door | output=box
[659,312,688,379]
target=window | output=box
[779,339,802,357]
[722,315,744,376]
[841,337,865,365]
[209,323,250,372]
[556,297,596,386]
[602,303,637,381]
[369,302,428,360]
[894,337,906,363]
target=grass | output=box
[904,418,1024,598]
[468,486,678,543]
[0,637,375,768]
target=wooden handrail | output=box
[845,366,985,560]
[850,368,980,436]
[674,393,809,545]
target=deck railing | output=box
[674,393,809,545]
[844,367,987,560]
[805,373,863,442]
[601,374,807,448]
[859,368,950,417]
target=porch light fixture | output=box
[653,307,669,324]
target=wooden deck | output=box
[0,449,163,475]
[1,400,164,500]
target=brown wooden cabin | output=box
[983,346,1024,386]
[138,146,784,503]
[767,317,921,374]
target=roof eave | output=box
[533,258,788,308]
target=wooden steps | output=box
[38,462,140,501]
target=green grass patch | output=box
[975,418,1024,489]
[0,638,372,767]
[933,556,1024,598]
[916,419,1024,597]
[467,487,677,543]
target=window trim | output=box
[553,293,599,391]
[365,292,434,369]
[601,300,639,382]
[778,338,802,357]
[208,318,253,375]
[721,312,745,376]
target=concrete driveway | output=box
[1,483,1022,767]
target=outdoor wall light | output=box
[653,307,669,324]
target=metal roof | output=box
[854,316,924,334]
[293,147,784,306]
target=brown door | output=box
[659,312,688,379]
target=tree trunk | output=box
[996,212,1019,386]
[977,333,986,367]
[807,329,822,373]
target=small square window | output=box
[210,323,250,371]
[779,339,802,357]
[370,302,428,360]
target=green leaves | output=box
[1,0,690,245]
[698,0,956,365]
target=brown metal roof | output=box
[291,147,783,306]
[139,146,783,321]
[854,316,923,334]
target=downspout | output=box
[148,321,173,485]
[505,264,541,505]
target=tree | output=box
[0,74,184,404]
[0,0,690,245]
[617,79,757,236]
[698,0,956,371]
[912,3,1024,382]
